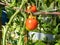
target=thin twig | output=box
[0,2,6,6]
[0,30,2,32]
[0,2,9,6]
[33,12,60,15]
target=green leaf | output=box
[47,2,54,11]
[35,40,46,45]
[53,23,60,34]
[42,3,48,11]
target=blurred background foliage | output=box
[0,0,60,45]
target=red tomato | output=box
[26,17,38,31]
[30,5,37,12]
[25,5,37,13]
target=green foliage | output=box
[34,40,46,45]
[1,0,60,45]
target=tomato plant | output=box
[1,0,60,45]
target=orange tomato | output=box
[30,5,37,12]
[26,15,38,31]
[25,5,37,13]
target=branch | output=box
[0,2,9,6]
[33,12,60,15]
[0,2,6,6]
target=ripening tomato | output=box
[25,16,38,31]
[30,5,37,12]
[25,5,37,13]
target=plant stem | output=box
[17,12,27,45]
[2,25,8,45]
[2,0,27,45]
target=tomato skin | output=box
[26,18,38,31]
[25,5,37,13]
[30,5,37,12]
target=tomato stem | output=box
[2,0,27,45]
